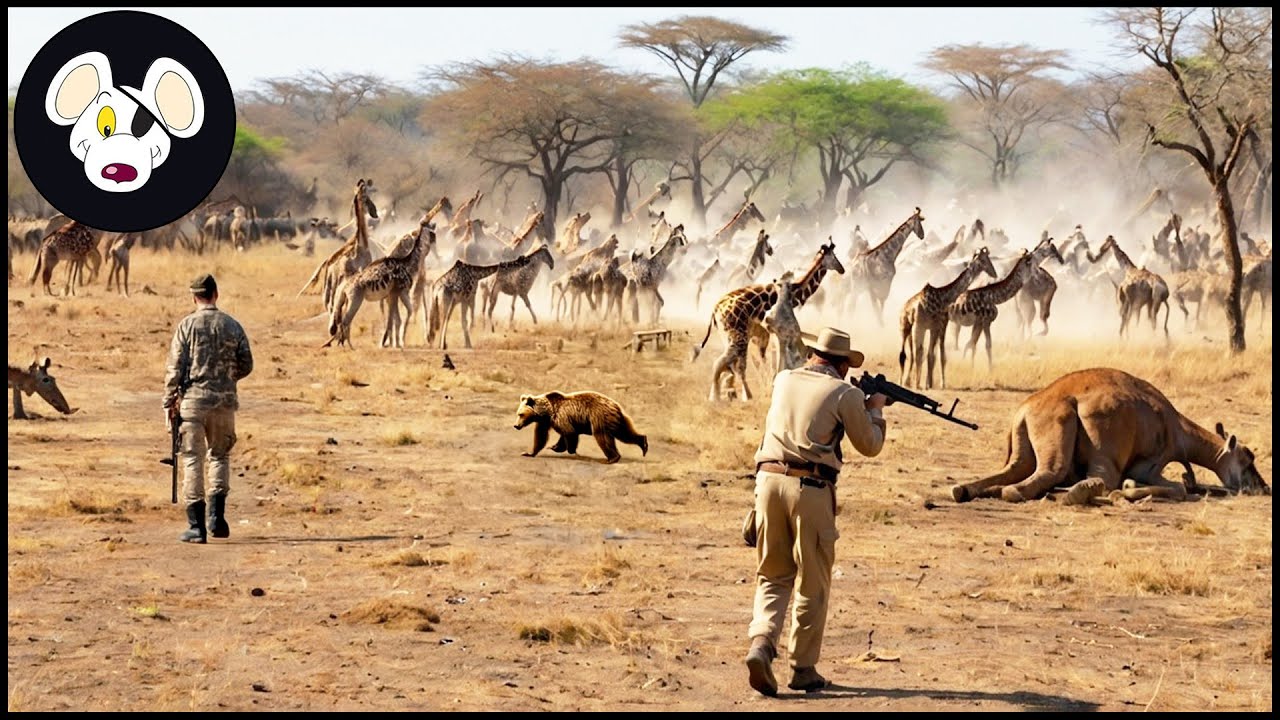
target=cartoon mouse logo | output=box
[15,9,233,232]
[45,52,205,193]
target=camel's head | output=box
[27,357,77,415]
[1213,423,1269,495]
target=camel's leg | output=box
[1000,411,1080,503]
[952,416,1037,502]
[1059,460,1122,506]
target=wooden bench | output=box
[627,328,672,353]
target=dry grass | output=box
[374,549,448,568]
[381,428,420,446]
[341,599,440,631]
[516,612,636,648]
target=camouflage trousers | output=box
[179,404,237,507]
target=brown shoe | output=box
[745,636,777,697]
[788,666,830,692]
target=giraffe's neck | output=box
[935,259,988,305]
[511,219,540,250]
[353,189,370,253]
[651,234,682,268]
[1110,243,1136,270]
[8,366,34,393]
[867,216,915,264]
[748,240,769,272]
[1174,413,1228,478]
[425,200,448,225]
[926,240,959,264]
[974,256,1032,305]
[791,253,832,306]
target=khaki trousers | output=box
[179,404,237,507]
[747,470,839,669]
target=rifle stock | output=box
[855,372,978,430]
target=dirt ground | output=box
[7,246,1273,711]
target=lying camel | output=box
[952,367,1268,505]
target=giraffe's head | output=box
[356,178,379,220]
[818,239,845,274]
[1088,235,1117,264]
[667,224,688,249]
[1211,422,1269,495]
[25,357,77,415]
[755,228,773,256]
[909,207,926,240]
[746,202,766,224]
[972,246,998,280]
[1032,236,1064,266]
[601,233,619,254]
[437,196,455,219]
[530,244,555,270]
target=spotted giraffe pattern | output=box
[429,245,553,349]
[898,247,997,390]
[694,241,845,401]
[328,216,436,348]
[298,179,378,312]
[847,207,926,324]
[625,224,687,326]
[29,220,98,296]
[480,213,555,330]
[949,238,1064,368]
[1087,235,1170,339]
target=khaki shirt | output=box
[163,305,254,410]
[753,363,886,476]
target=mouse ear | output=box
[141,57,204,138]
[46,51,112,126]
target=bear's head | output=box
[515,394,545,429]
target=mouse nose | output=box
[102,163,138,183]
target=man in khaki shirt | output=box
[745,327,887,696]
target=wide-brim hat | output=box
[800,327,865,368]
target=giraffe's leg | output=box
[982,322,994,372]
[509,293,518,328]
[911,323,927,389]
[709,344,740,402]
[933,323,948,390]
[439,296,456,350]
[1039,288,1056,336]
[461,294,474,349]
[521,293,538,325]
[734,351,754,401]
[963,324,980,362]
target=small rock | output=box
[252,683,270,693]
[1004,539,1014,547]
[326,437,338,445]
[250,588,265,597]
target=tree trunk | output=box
[844,184,865,215]
[541,179,561,244]
[689,147,707,226]
[819,169,842,222]
[610,155,630,229]
[1214,180,1246,354]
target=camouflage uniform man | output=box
[745,327,888,696]
[163,274,253,543]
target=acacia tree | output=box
[924,44,1069,185]
[422,58,660,238]
[1108,7,1271,353]
[619,16,787,224]
[717,67,948,219]
[596,81,690,228]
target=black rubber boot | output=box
[208,494,230,539]
[180,500,207,544]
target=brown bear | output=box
[514,391,648,464]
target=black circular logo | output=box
[14,10,235,233]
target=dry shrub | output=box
[382,428,419,446]
[278,462,325,486]
[516,613,633,647]
[1126,561,1212,596]
[341,599,440,631]
[375,549,448,568]
[582,544,631,585]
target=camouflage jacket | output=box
[163,305,254,410]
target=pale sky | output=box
[9,7,1143,93]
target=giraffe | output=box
[760,271,806,377]
[29,220,99,296]
[1087,235,1171,339]
[898,246,998,390]
[479,212,556,331]
[552,234,619,323]
[104,232,138,297]
[448,189,483,238]
[1168,270,1228,331]
[591,255,629,327]
[326,215,436,349]
[622,181,671,224]
[298,179,378,313]
[710,199,767,246]
[695,228,774,307]
[693,240,845,402]
[624,224,687,326]
[846,207,926,325]
[948,238,1064,370]
[428,245,555,350]
[8,357,77,419]
[1242,253,1272,330]
[557,212,592,255]
[1013,231,1063,339]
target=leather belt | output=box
[756,461,838,485]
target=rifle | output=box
[855,372,979,431]
[161,407,181,503]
